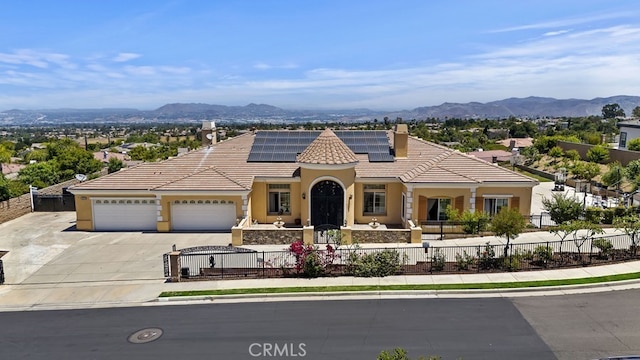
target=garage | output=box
[92,198,157,231]
[171,200,237,231]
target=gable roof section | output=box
[154,166,250,191]
[297,128,359,165]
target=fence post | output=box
[540,214,543,228]
[477,245,481,273]
[589,239,594,265]
[262,251,265,278]
[221,253,224,279]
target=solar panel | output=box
[247,130,394,163]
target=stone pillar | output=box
[410,221,422,244]
[169,251,181,282]
[303,225,314,245]
[231,226,243,246]
[340,226,352,245]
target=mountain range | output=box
[2,96,639,125]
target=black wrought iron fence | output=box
[168,233,638,280]
[421,213,556,239]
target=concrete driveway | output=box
[0,212,231,310]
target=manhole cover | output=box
[128,328,163,344]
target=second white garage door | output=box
[171,200,237,231]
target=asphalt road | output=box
[0,298,554,360]
[513,289,640,360]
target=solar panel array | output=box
[247,130,395,163]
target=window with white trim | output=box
[363,184,386,215]
[620,132,627,148]
[268,184,291,215]
[427,198,450,221]
[484,198,509,216]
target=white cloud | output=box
[113,52,141,62]
[543,29,571,37]
[253,62,299,70]
[490,11,635,33]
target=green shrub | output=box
[601,208,615,224]
[431,249,446,272]
[477,242,498,269]
[303,252,323,278]
[587,145,610,163]
[533,245,553,267]
[501,255,521,271]
[454,250,476,271]
[585,207,603,223]
[347,249,402,277]
[593,238,613,258]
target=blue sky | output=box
[1,0,639,110]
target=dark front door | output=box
[310,180,344,227]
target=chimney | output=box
[393,124,408,158]
[201,121,216,147]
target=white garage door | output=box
[93,199,157,231]
[172,200,236,231]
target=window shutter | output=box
[454,196,464,213]
[511,197,520,210]
[475,197,484,212]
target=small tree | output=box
[491,207,526,257]
[614,214,640,255]
[570,220,604,260]
[586,145,610,164]
[107,157,125,173]
[550,221,584,260]
[565,149,580,161]
[542,192,583,225]
[571,161,601,185]
[633,106,640,118]
[548,146,564,163]
[626,159,640,190]
[601,161,624,191]
[445,206,489,234]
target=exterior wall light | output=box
[302,192,306,199]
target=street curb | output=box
[153,278,640,303]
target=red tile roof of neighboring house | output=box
[1,163,25,175]
[466,150,513,163]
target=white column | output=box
[470,188,477,213]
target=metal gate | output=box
[314,224,341,244]
[0,260,4,284]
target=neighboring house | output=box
[93,151,127,163]
[466,150,513,163]
[1,163,26,180]
[617,119,640,149]
[498,138,533,149]
[68,125,538,243]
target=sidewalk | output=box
[1,208,639,312]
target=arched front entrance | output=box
[310,180,344,227]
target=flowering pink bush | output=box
[286,240,339,277]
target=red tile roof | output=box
[71,130,537,192]
[296,128,358,165]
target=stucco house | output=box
[69,124,538,244]
[617,119,640,149]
